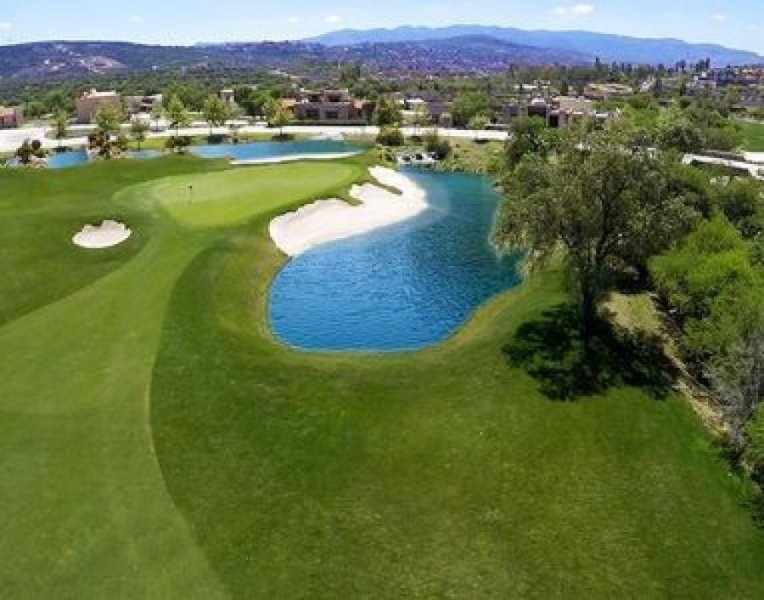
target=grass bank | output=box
[1,152,763,597]
[151,198,764,597]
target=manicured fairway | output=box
[150,228,764,599]
[0,156,365,598]
[2,154,764,598]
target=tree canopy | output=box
[165,95,191,134]
[202,95,230,134]
[494,125,697,334]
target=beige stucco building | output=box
[76,89,122,124]
[0,105,23,129]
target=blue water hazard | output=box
[268,170,523,352]
[43,140,357,169]
[46,148,161,169]
[189,140,360,161]
[47,149,90,169]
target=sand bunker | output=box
[269,166,428,256]
[72,220,132,249]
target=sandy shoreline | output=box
[269,167,428,256]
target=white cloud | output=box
[128,16,144,24]
[0,22,12,31]
[711,14,728,22]
[287,16,299,24]
[552,3,595,17]
[325,15,343,25]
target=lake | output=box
[189,139,360,161]
[268,170,522,352]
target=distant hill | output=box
[326,35,592,71]
[0,41,213,79]
[0,28,759,83]
[0,37,590,81]
[308,25,764,66]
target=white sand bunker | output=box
[72,220,132,249]
[269,167,428,256]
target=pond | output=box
[189,139,361,162]
[47,149,90,169]
[268,170,523,352]
[46,148,162,169]
[39,140,359,169]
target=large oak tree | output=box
[493,124,697,337]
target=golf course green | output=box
[2,154,764,598]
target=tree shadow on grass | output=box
[503,304,677,401]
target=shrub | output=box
[424,131,452,159]
[207,134,227,144]
[376,126,404,147]
[165,136,192,153]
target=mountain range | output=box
[0,25,760,82]
[308,25,763,66]
[0,37,590,81]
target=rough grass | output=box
[740,121,764,152]
[2,152,764,598]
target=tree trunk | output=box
[579,279,599,345]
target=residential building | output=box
[292,89,368,124]
[0,105,23,129]
[402,96,452,125]
[499,96,609,129]
[583,83,633,101]
[220,89,236,107]
[76,89,122,124]
[125,94,163,115]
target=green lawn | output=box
[2,153,764,597]
[0,156,366,598]
[739,121,764,151]
[136,162,363,227]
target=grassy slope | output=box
[0,157,226,326]
[151,217,764,598]
[740,122,764,152]
[0,158,366,597]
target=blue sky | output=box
[1,0,763,54]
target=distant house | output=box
[220,89,237,107]
[402,96,452,125]
[498,96,609,129]
[125,94,163,115]
[555,96,601,127]
[583,83,633,101]
[76,89,122,124]
[0,105,23,129]
[292,89,369,124]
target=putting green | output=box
[133,162,363,228]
